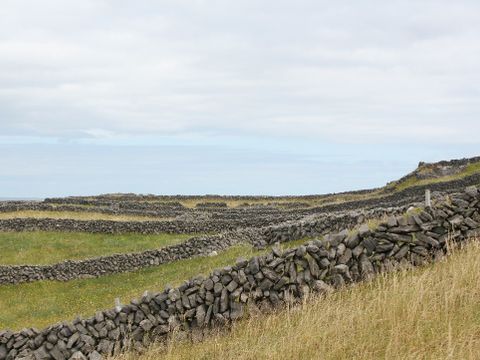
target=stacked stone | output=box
[0,216,290,235]
[263,205,409,244]
[0,206,407,285]
[0,229,262,285]
[194,202,228,209]
[1,186,479,360]
[303,172,480,216]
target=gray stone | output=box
[261,268,279,282]
[318,258,330,269]
[259,278,274,291]
[167,289,180,302]
[139,319,153,331]
[295,246,306,257]
[88,351,102,360]
[394,244,409,260]
[47,333,58,344]
[307,256,320,278]
[329,229,348,246]
[195,305,206,327]
[0,345,6,360]
[312,280,332,294]
[448,214,464,226]
[387,216,398,228]
[338,248,352,264]
[230,302,243,320]
[248,257,260,274]
[213,282,223,295]
[226,280,238,293]
[220,288,229,313]
[306,244,319,254]
[33,346,51,360]
[415,233,439,248]
[464,217,479,229]
[203,278,214,291]
[50,346,67,360]
[465,186,478,198]
[69,351,87,360]
[358,224,370,237]
[345,232,360,249]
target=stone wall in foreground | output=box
[1,186,479,360]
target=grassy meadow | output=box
[0,245,257,330]
[0,231,195,265]
[0,238,310,331]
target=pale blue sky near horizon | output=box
[1,1,479,198]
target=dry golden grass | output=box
[116,241,480,360]
[0,210,169,222]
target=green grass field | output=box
[0,245,258,330]
[0,238,310,331]
[0,232,195,265]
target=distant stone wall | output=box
[0,206,406,285]
[0,229,260,285]
[262,206,408,244]
[1,187,479,360]
[0,216,295,235]
[2,171,479,236]
[0,202,186,218]
[304,172,480,215]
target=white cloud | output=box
[0,0,479,144]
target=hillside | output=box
[119,241,480,360]
[42,156,480,208]
[1,156,480,360]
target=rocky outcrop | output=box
[1,186,479,360]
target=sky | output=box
[1,1,479,198]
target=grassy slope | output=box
[0,210,170,221]
[178,159,480,208]
[0,245,256,330]
[117,242,480,360]
[0,232,195,265]
[391,161,480,192]
[0,239,309,331]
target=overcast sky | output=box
[1,1,479,198]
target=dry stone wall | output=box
[262,206,408,244]
[1,186,479,360]
[1,172,478,238]
[303,172,480,215]
[0,230,260,285]
[0,216,294,235]
[0,206,406,285]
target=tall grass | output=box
[117,241,480,360]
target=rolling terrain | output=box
[1,156,480,360]
[122,241,480,360]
